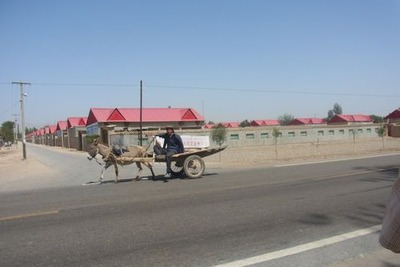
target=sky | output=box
[1,0,399,128]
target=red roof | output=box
[48,125,57,134]
[328,114,372,124]
[56,121,68,131]
[250,120,280,126]
[220,122,240,128]
[86,107,204,125]
[44,125,57,134]
[67,117,88,128]
[289,118,325,125]
[385,108,400,120]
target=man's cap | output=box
[165,126,174,130]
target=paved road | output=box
[0,144,399,266]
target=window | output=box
[339,129,344,135]
[301,131,307,136]
[328,130,334,135]
[230,134,239,140]
[288,132,295,137]
[349,129,354,135]
[366,128,371,133]
[246,133,255,139]
[261,133,269,138]
[318,130,324,136]
[358,129,363,133]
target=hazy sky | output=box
[1,0,399,127]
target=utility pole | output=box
[12,81,30,160]
[139,80,143,146]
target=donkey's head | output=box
[87,138,100,160]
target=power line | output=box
[1,81,399,98]
[0,101,20,117]
[33,82,138,87]
[145,84,400,98]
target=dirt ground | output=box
[0,147,57,191]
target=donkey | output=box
[88,138,155,183]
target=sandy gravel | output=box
[0,148,57,192]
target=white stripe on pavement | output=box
[213,225,381,267]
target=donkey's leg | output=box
[134,162,143,181]
[113,162,119,183]
[143,162,156,181]
[99,161,112,184]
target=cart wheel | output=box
[183,155,205,179]
[171,163,184,176]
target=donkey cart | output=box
[88,138,226,183]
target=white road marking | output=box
[213,225,381,267]
[0,210,59,221]
[274,153,400,167]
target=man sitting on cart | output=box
[155,126,184,178]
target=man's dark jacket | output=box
[159,133,184,153]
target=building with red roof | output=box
[55,121,68,147]
[385,108,400,123]
[250,120,280,127]
[385,108,400,137]
[86,107,204,144]
[66,117,88,150]
[220,122,240,128]
[43,125,57,146]
[327,114,373,125]
[289,118,326,126]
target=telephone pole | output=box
[139,80,143,146]
[12,81,30,160]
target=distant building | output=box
[86,107,204,144]
[67,117,88,150]
[289,118,325,126]
[219,122,240,128]
[385,108,400,137]
[385,108,400,124]
[55,121,68,147]
[327,114,373,125]
[250,120,280,127]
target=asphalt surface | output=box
[0,144,399,266]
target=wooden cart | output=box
[116,145,227,179]
[154,146,227,178]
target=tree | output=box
[1,121,15,143]
[272,127,281,160]
[377,125,386,149]
[278,113,294,126]
[327,103,343,120]
[332,103,342,115]
[371,115,384,123]
[239,119,251,128]
[211,124,227,147]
